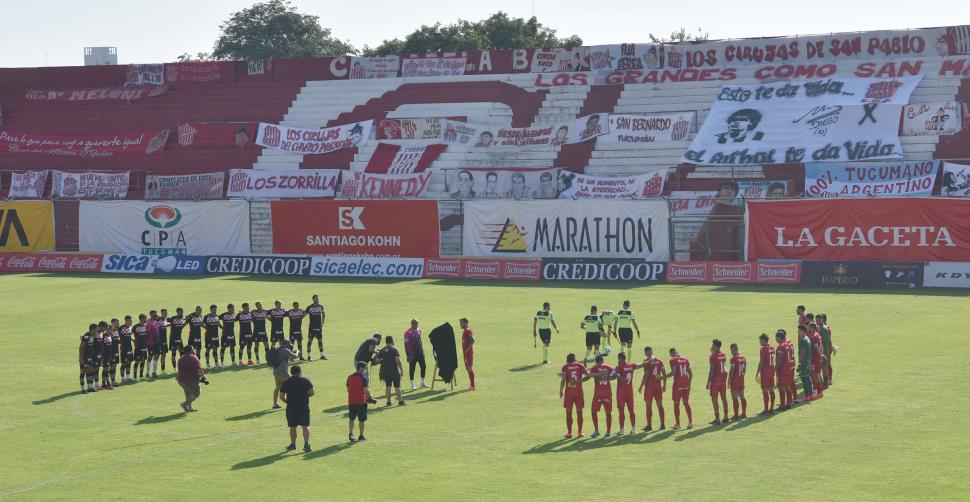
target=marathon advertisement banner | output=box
[125,64,164,86]
[682,76,922,165]
[0,129,169,157]
[339,171,432,199]
[255,120,372,154]
[558,170,666,200]
[804,160,941,198]
[79,201,251,256]
[746,198,970,261]
[145,172,225,200]
[601,112,693,144]
[7,170,48,198]
[349,56,400,79]
[923,261,970,288]
[25,85,168,103]
[0,253,103,273]
[423,258,541,281]
[400,57,467,77]
[666,261,802,284]
[164,62,224,83]
[176,122,257,148]
[462,200,670,260]
[444,168,559,200]
[941,162,970,196]
[205,255,311,276]
[587,44,665,72]
[270,200,440,257]
[530,48,586,73]
[226,169,339,199]
[801,260,923,288]
[51,170,130,199]
[901,101,962,136]
[0,201,55,252]
[541,258,666,282]
[310,256,425,279]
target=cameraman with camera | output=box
[177,345,208,412]
[347,361,377,442]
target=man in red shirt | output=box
[706,339,729,424]
[756,334,776,415]
[559,353,589,438]
[613,352,638,435]
[668,348,693,430]
[796,305,807,327]
[728,343,747,421]
[588,355,614,437]
[638,346,666,431]
[807,322,825,393]
[460,318,475,390]
[775,330,795,410]
[346,362,373,442]
[176,346,207,412]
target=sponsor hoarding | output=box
[423,258,540,280]
[666,261,802,284]
[310,256,424,278]
[541,258,666,282]
[205,255,311,276]
[800,260,923,288]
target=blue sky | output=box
[1,0,964,67]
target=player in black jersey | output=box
[92,322,107,389]
[155,308,170,374]
[269,301,286,347]
[306,294,327,360]
[251,301,269,363]
[169,307,186,368]
[238,303,254,366]
[204,305,220,368]
[133,314,149,380]
[220,304,238,368]
[187,306,204,356]
[287,301,306,360]
[107,318,121,387]
[119,316,134,383]
[79,323,98,393]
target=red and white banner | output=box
[145,172,225,200]
[7,170,48,198]
[0,129,170,157]
[804,160,940,197]
[340,171,432,198]
[226,169,339,198]
[176,122,256,148]
[25,85,167,103]
[568,113,610,144]
[443,168,559,200]
[746,198,970,261]
[51,171,129,199]
[588,44,665,71]
[365,143,446,174]
[441,120,573,148]
[164,62,223,83]
[602,112,693,143]
[0,253,103,273]
[558,170,666,199]
[530,48,586,73]
[376,117,464,140]
[270,200,440,257]
[126,64,164,86]
[941,162,970,197]
[423,258,541,280]
[400,57,466,77]
[256,120,372,154]
[667,261,802,284]
[901,101,963,136]
[349,56,400,79]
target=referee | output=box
[533,302,559,365]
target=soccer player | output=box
[203,305,220,368]
[145,311,159,378]
[706,339,729,425]
[818,313,834,386]
[187,306,204,356]
[92,322,105,388]
[107,319,121,388]
[559,353,589,438]
[588,355,615,437]
[238,303,254,365]
[756,334,776,415]
[287,301,306,360]
[306,295,326,360]
[100,322,116,390]
[581,306,603,364]
[796,305,807,327]
[638,346,666,431]
[269,301,286,347]
[169,308,186,369]
[775,330,795,410]
[533,302,559,365]
[461,318,476,390]
[668,348,693,430]
[728,343,747,421]
[807,322,825,392]
[119,316,134,384]
[133,314,149,380]
[156,308,170,374]
[404,319,427,389]
[79,323,98,393]
[599,309,617,356]
[220,304,238,367]
[613,352,638,435]
[614,300,641,360]
[251,301,269,363]
[797,325,815,399]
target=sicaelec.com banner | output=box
[310,256,424,278]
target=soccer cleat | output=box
[299,357,306,361]
[180,402,189,413]
[740,414,747,419]
[564,434,573,439]
[349,435,356,443]
[247,360,254,366]
[320,355,328,360]
[590,431,600,438]
[604,432,611,437]
[467,386,476,391]
[643,425,652,432]
[730,415,740,422]
[576,433,584,438]
[81,389,87,394]
[357,435,366,442]
[398,400,406,406]
[303,444,312,453]
[385,401,392,407]
[686,423,694,429]
[410,382,416,390]
[285,444,296,451]
[659,425,665,431]
[542,361,549,365]
[272,404,281,409]
[616,429,624,436]
[672,424,681,431]
[709,419,721,425]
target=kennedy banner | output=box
[940,162,970,196]
[602,112,693,144]
[804,160,941,197]
[364,143,446,174]
[801,260,923,288]
[126,64,164,86]
[0,201,55,252]
[463,200,670,260]
[445,168,559,200]
[558,170,666,199]
[0,129,170,157]
[746,198,970,261]
[310,256,425,278]
[340,171,432,199]
[587,44,664,71]
[255,120,372,154]
[164,62,223,83]
[923,261,970,288]
[349,56,400,79]
[7,170,48,198]
[0,253,102,273]
[400,57,467,77]
[226,169,339,198]
[901,101,962,136]
[423,258,541,281]
[51,171,130,199]
[270,200,440,257]
[666,261,802,284]
[79,201,251,256]
[145,172,225,200]
[377,117,461,140]
[25,85,168,103]
[683,76,922,165]
[541,258,667,282]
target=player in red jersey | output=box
[638,346,666,431]
[796,305,807,327]
[460,318,476,390]
[707,339,729,424]
[613,352,638,435]
[756,334,776,415]
[807,321,825,393]
[559,353,590,438]
[728,343,747,421]
[775,330,796,410]
[588,355,615,437]
[668,348,693,430]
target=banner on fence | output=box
[0,129,170,157]
[941,162,970,196]
[587,44,664,71]
[51,170,130,199]
[177,123,256,148]
[901,101,962,136]
[423,258,541,280]
[7,170,48,198]
[541,258,667,282]
[558,170,666,199]
[126,64,164,86]
[226,169,339,198]
[100,254,208,275]
[400,57,467,77]
[602,112,693,143]
[340,171,432,198]
[204,255,310,276]
[440,120,570,148]
[530,48,586,73]
[568,113,610,143]
[804,160,941,197]
[255,120,372,154]
[670,182,790,217]
[376,117,463,140]
[923,261,970,288]
[364,143,446,174]
[25,85,168,103]
[666,261,802,284]
[800,260,923,288]
[145,172,225,200]
[349,56,400,79]
[0,201,55,252]
[79,201,251,256]
[164,62,223,83]
[0,253,102,273]
[310,256,425,278]
[444,168,559,200]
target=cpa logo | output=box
[144,205,181,228]
[338,207,364,230]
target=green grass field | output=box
[2,273,968,501]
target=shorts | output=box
[122,350,133,364]
[81,358,95,370]
[616,391,634,408]
[134,348,148,361]
[563,393,585,410]
[710,383,726,397]
[289,331,302,341]
[221,335,235,347]
[205,337,219,349]
[170,338,184,350]
[811,359,822,372]
[761,372,775,389]
[157,340,168,352]
[382,373,401,388]
[348,404,368,422]
[254,331,268,343]
[592,396,613,413]
[730,381,745,392]
[672,388,690,402]
[643,383,663,402]
[179,379,201,397]
[308,328,322,339]
[271,331,284,343]
[538,328,552,345]
[585,332,600,349]
[286,408,310,427]
[101,356,115,368]
[618,328,634,344]
[240,332,252,345]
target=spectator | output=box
[376,335,405,407]
[177,346,206,412]
[404,319,428,390]
[347,362,373,442]
[280,365,314,453]
[272,340,299,409]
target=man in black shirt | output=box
[119,316,134,383]
[133,314,149,380]
[287,302,306,361]
[204,305,220,369]
[79,323,98,393]
[376,335,405,407]
[169,307,186,369]
[354,334,382,385]
[306,295,327,361]
[251,301,269,363]
[238,303,254,366]
[279,365,315,453]
[269,301,286,347]
[187,306,204,356]
[92,321,106,388]
[219,304,237,368]
[155,308,170,374]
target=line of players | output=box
[553,303,835,438]
[77,295,328,394]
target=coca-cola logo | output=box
[38,256,67,269]
[70,257,102,270]
[6,255,36,269]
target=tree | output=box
[211,0,355,61]
[175,52,212,62]
[362,12,582,56]
[649,27,709,44]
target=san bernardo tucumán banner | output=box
[79,201,251,256]
[462,200,670,260]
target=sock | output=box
[741,398,747,416]
[618,408,625,429]
[592,412,599,432]
[421,377,426,386]
[763,393,769,411]
[410,380,415,388]
[111,367,117,384]
[231,349,236,364]
[584,349,591,362]
[566,411,573,434]
[646,405,653,427]
[102,369,109,385]
[86,374,94,390]
[714,404,720,421]
[80,372,85,390]
[542,346,549,361]
[732,397,739,416]
[205,352,210,365]
[673,402,681,425]
[685,403,693,424]
[769,391,775,410]
[657,405,665,427]
[605,413,612,433]
[576,415,584,434]
[468,371,475,387]
[153,360,159,373]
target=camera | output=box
[201,377,210,386]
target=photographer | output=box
[177,346,208,412]
[353,333,382,385]
[272,340,300,409]
[279,365,314,453]
[347,361,376,442]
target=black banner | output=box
[541,258,667,282]
[205,256,311,276]
[801,261,922,288]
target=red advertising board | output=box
[423,258,541,280]
[667,261,801,284]
[746,198,970,261]
[0,253,103,273]
[270,200,439,258]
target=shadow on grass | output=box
[225,408,281,422]
[303,442,355,460]
[230,450,290,470]
[523,428,677,454]
[32,391,79,405]
[508,362,545,373]
[135,412,186,425]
